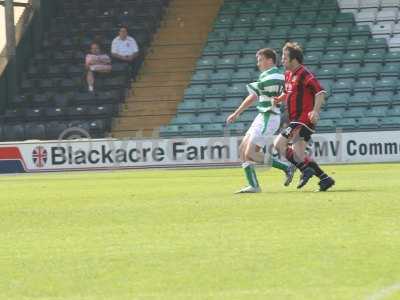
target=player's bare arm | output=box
[308,92,326,124]
[273,92,286,105]
[226,93,257,124]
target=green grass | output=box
[1,164,400,300]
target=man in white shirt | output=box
[111,26,139,63]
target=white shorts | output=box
[246,113,281,147]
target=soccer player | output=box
[273,42,335,191]
[226,48,295,193]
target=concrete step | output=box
[145,45,202,59]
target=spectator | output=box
[111,26,139,64]
[85,42,112,92]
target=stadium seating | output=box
[159,0,400,138]
[0,0,169,141]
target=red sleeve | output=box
[305,73,324,95]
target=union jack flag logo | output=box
[32,146,48,168]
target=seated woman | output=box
[85,42,112,92]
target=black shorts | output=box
[281,122,315,142]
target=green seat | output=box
[317,65,338,79]
[387,105,400,116]
[317,119,335,131]
[304,52,323,65]
[353,78,375,93]
[347,37,369,51]
[327,38,348,51]
[319,79,334,95]
[332,79,354,94]
[214,15,235,29]
[342,50,364,63]
[279,2,299,13]
[381,63,400,77]
[247,28,270,41]
[203,42,224,56]
[159,125,180,138]
[366,106,388,117]
[221,97,242,111]
[207,30,227,43]
[358,64,382,79]
[392,94,400,105]
[294,12,317,25]
[288,26,310,39]
[305,38,328,52]
[177,100,200,113]
[321,51,343,64]
[330,24,351,38]
[227,29,250,42]
[222,41,244,55]
[358,117,379,129]
[254,15,273,28]
[204,84,228,99]
[335,12,354,24]
[367,38,388,51]
[337,118,357,129]
[326,93,349,107]
[181,124,202,136]
[233,15,253,29]
[196,56,217,70]
[351,25,371,37]
[184,85,206,99]
[238,2,261,15]
[348,92,372,106]
[210,70,234,84]
[171,113,196,125]
[316,11,336,25]
[226,83,247,97]
[343,107,366,118]
[192,70,211,85]
[199,99,221,112]
[237,55,256,69]
[242,41,264,55]
[336,64,360,79]
[203,123,225,136]
[320,108,345,119]
[195,112,218,124]
[374,77,398,92]
[364,49,386,63]
[380,117,400,128]
[371,91,392,106]
[216,55,239,69]
[309,25,332,38]
[231,70,253,83]
[219,2,240,15]
[273,14,294,27]
[269,27,289,40]
[385,51,400,63]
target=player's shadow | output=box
[274,188,373,194]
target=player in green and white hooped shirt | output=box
[226,48,295,193]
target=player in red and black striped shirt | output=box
[274,42,335,191]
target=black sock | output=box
[308,161,328,179]
[286,149,308,171]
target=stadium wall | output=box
[0,131,400,173]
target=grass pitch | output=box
[1,164,400,300]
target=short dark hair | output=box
[283,42,303,64]
[256,48,277,64]
[120,26,129,32]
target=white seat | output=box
[371,22,393,38]
[376,9,398,21]
[356,10,377,22]
[338,0,360,9]
[360,0,380,8]
[380,0,400,8]
[342,8,359,14]
[391,22,400,34]
[388,36,400,50]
